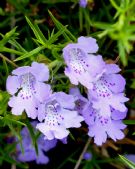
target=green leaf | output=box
[48,10,76,42]
[9,39,27,53]
[3,115,26,126]
[48,25,68,44]
[124,120,135,125]
[110,0,122,12]
[79,7,83,31]
[8,123,22,141]
[119,155,135,169]
[14,45,45,61]
[0,7,5,16]
[118,40,127,66]
[0,27,18,47]
[130,79,135,89]
[0,91,9,115]
[0,47,23,55]
[0,17,11,28]
[124,69,135,73]
[25,16,47,45]
[92,21,113,30]
[34,24,48,43]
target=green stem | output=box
[0,53,18,67]
[48,60,62,69]
[74,138,92,169]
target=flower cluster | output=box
[6,62,83,141]
[6,36,128,147]
[16,121,57,164]
[64,36,128,145]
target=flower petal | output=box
[18,149,36,162]
[55,92,75,109]
[111,94,129,112]
[34,82,52,102]
[6,75,20,95]
[105,64,121,74]
[64,67,79,85]
[92,99,111,117]
[37,103,45,122]
[8,96,24,115]
[78,36,99,53]
[88,124,107,146]
[82,103,96,125]
[53,126,69,139]
[12,66,31,76]
[25,102,37,119]
[104,74,126,93]
[106,120,126,141]
[87,55,106,79]
[36,150,49,164]
[36,123,55,140]
[61,109,84,128]
[112,108,127,120]
[38,136,57,151]
[31,62,49,82]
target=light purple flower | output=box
[6,62,52,119]
[16,121,57,164]
[63,36,106,89]
[79,0,88,8]
[70,85,128,145]
[88,64,129,117]
[82,102,127,145]
[69,87,88,114]
[36,92,84,140]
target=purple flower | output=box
[69,87,88,114]
[63,36,106,89]
[16,121,57,164]
[88,64,129,117]
[79,0,88,8]
[69,84,128,145]
[86,64,128,145]
[82,102,127,145]
[83,152,92,160]
[6,62,52,119]
[36,92,84,140]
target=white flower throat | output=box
[19,73,36,99]
[93,76,115,98]
[44,100,64,126]
[69,48,89,74]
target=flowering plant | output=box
[0,1,135,169]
